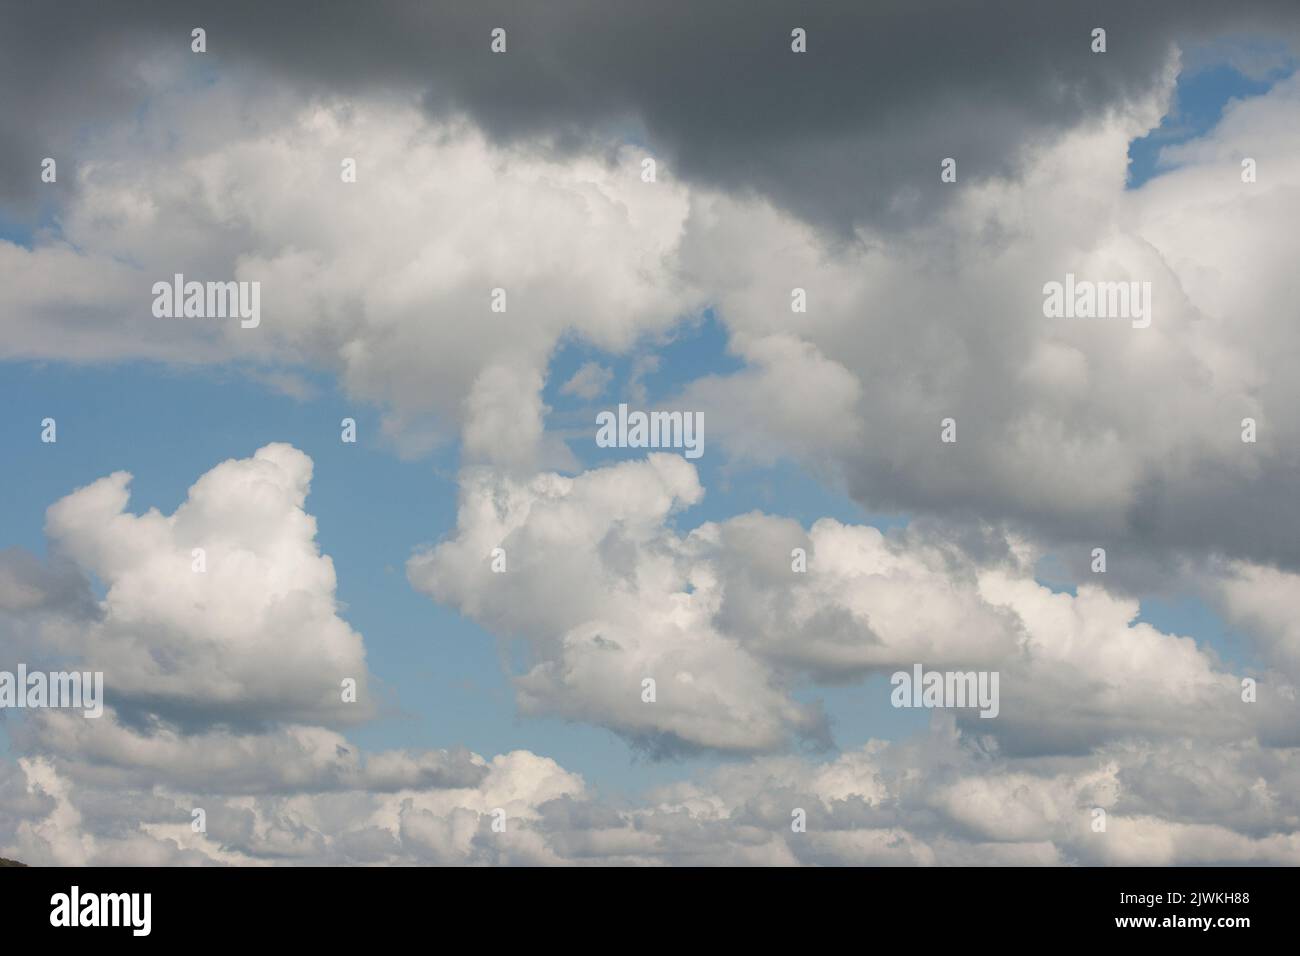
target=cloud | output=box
[674,73,1300,576]
[10,716,1300,866]
[678,333,862,468]
[410,452,1297,756]
[560,361,613,400]
[1203,560,1300,682]
[7,1,1300,235]
[13,715,486,796]
[408,455,829,754]
[0,86,699,461]
[23,443,372,729]
[2,747,584,866]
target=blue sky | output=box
[0,43,1287,800]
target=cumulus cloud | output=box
[0,84,699,467]
[410,452,1297,757]
[23,443,372,729]
[676,72,1300,577]
[409,455,829,754]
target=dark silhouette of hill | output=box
[0,858,26,867]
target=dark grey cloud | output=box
[6,0,1300,232]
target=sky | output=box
[2,1,1300,866]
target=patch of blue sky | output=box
[1136,594,1260,676]
[1128,37,1295,189]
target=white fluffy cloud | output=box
[0,72,699,470]
[409,455,827,754]
[28,443,371,727]
[411,452,1298,757]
